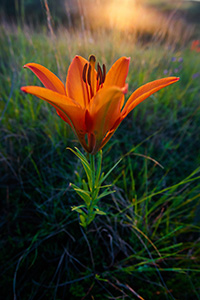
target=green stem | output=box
[85,153,97,226]
[90,153,95,193]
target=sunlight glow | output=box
[105,0,142,31]
[63,0,194,45]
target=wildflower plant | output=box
[21,55,179,227]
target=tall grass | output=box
[0,2,200,299]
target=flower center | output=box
[82,55,106,104]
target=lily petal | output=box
[88,86,124,153]
[99,129,116,151]
[122,77,179,118]
[104,57,130,89]
[66,55,89,106]
[23,63,66,95]
[21,86,89,150]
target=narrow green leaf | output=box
[96,189,115,201]
[71,205,86,211]
[99,158,122,185]
[67,147,89,169]
[70,183,91,205]
[155,226,183,244]
[82,179,89,191]
[95,274,108,282]
[159,243,183,252]
[72,208,85,214]
[80,214,87,227]
[75,147,90,166]
[67,147,92,186]
[95,209,107,215]
[99,157,123,185]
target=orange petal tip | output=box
[23,63,31,68]
[173,77,180,83]
[23,63,37,69]
[21,87,27,93]
[172,76,180,81]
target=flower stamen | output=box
[82,63,88,83]
[82,56,107,101]
[89,55,96,64]
[97,63,103,84]
[87,64,92,86]
[82,63,90,105]
[89,55,96,98]
[102,64,106,83]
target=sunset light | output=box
[75,0,193,45]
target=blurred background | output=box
[1,0,200,41]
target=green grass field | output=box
[0,1,200,299]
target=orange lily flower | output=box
[21,55,179,154]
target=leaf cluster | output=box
[69,147,122,227]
